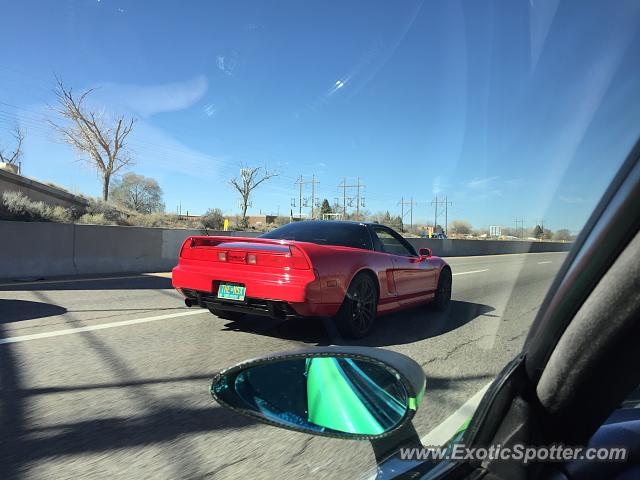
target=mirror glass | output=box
[419,248,431,257]
[213,357,409,436]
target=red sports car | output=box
[172,221,452,338]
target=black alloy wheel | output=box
[336,273,378,339]
[432,268,452,311]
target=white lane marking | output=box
[537,261,552,264]
[420,382,492,446]
[0,309,207,345]
[0,272,172,288]
[452,269,488,276]
[365,381,493,480]
[445,251,568,260]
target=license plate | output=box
[217,283,246,301]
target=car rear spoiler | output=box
[178,236,312,270]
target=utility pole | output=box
[356,177,361,221]
[432,196,438,229]
[514,219,525,239]
[311,174,316,219]
[398,197,415,232]
[292,175,320,219]
[431,196,452,233]
[337,178,365,221]
[341,178,347,220]
[297,175,303,218]
[445,195,450,235]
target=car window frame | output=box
[369,225,418,257]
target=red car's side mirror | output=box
[419,248,432,258]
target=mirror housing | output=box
[210,346,426,440]
[419,247,432,258]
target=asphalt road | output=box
[0,252,567,480]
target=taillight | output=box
[247,253,257,264]
[218,251,227,262]
[179,238,194,258]
[287,246,310,270]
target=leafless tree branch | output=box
[0,125,25,166]
[48,77,137,200]
[229,165,279,227]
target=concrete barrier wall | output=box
[406,238,573,257]
[0,221,261,279]
[0,221,571,280]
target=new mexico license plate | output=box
[217,283,246,301]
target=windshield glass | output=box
[1,2,640,479]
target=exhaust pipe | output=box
[185,298,194,307]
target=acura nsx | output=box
[172,221,451,338]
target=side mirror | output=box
[210,346,426,439]
[419,247,432,257]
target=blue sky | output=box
[2,0,640,232]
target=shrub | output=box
[136,212,170,228]
[2,191,51,222]
[1,191,77,223]
[201,208,225,230]
[2,191,40,220]
[49,205,74,223]
[77,213,114,225]
[85,198,124,223]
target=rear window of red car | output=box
[260,222,373,250]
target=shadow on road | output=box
[0,325,26,480]
[0,374,256,477]
[221,300,496,348]
[356,301,497,348]
[16,373,217,396]
[0,300,68,323]
[0,275,173,292]
[421,372,495,392]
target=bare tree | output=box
[0,125,24,166]
[49,78,136,201]
[229,166,278,227]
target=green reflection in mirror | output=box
[214,357,409,436]
[306,357,405,434]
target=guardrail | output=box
[0,221,571,280]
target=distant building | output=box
[245,215,279,226]
[489,225,502,237]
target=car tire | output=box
[335,273,378,339]
[432,268,452,311]
[209,308,245,321]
